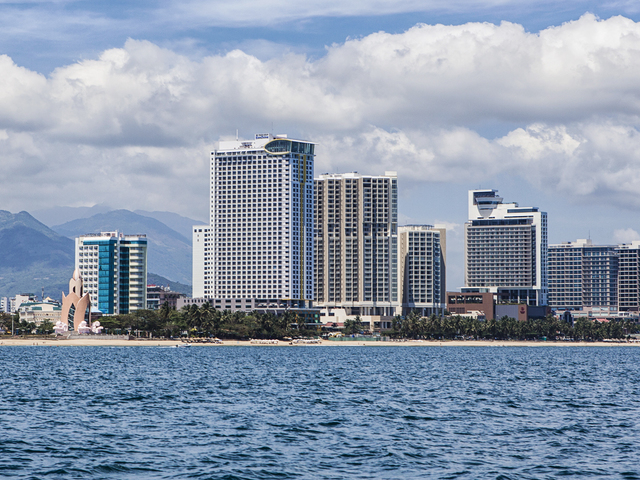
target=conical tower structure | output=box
[60,269,91,332]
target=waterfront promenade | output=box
[0,337,638,347]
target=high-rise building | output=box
[398,225,446,316]
[615,242,640,312]
[548,239,618,310]
[75,232,148,314]
[464,189,548,306]
[314,172,398,316]
[193,133,315,302]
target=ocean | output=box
[1,346,638,479]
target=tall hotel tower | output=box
[193,134,315,302]
[464,189,548,306]
[314,172,398,316]
[75,232,148,314]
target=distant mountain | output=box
[134,210,205,240]
[147,273,192,296]
[31,204,113,227]
[0,210,75,298]
[52,210,192,284]
[32,205,205,241]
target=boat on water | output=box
[174,343,191,348]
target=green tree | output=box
[343,315,363,335]
[39,320,55,334]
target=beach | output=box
[0,337,638,347]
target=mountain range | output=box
[0,208,202,299]
[52,210,194,284]
[0,211,74,299]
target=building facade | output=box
[398,225,446,316]
[616,242,640,312]
[447,292,495,320]
[75,232,148,315]
[11,294,36,313]
[193,133,315,302]
[314,172,398,316]
[464,189,548,306]
[18,301,61,326]
[548,239,618,310]
[146,285,186,310]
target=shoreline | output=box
[0,338,639,347]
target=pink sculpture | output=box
[53,320,68,335]
[60,269,92,332]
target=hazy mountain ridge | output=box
[0,210,75,298]
[147,273,192,296]
[31,205,113,227]
[52,210,192,285]
[0,209,195,299]
[134,210,205,241]
[33,205,205,241]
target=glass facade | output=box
[76,233,148,315]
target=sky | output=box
[2,0,640,289]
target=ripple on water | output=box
[0,346,639,479]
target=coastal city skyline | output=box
[2,4,640,478]
[2,1,640,291]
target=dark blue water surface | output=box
[1,346,639,479]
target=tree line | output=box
[98,303,319,339]
[389,312,640,341]
[1,305,639,341]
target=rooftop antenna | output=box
[42,286,44,302]
[236,129,238,141]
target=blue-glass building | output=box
[75,232,148,315]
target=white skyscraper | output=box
[193,133,315,302]
[464,189,548,306]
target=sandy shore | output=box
[0,337,638,347]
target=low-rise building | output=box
[18,301,61,325]
[447,292,495,320]
[147,285,186,310]
[318,306,393,332]
[11,294,37,313]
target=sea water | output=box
[1,346,639,479]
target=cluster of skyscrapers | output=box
[190,132,640,324]
[192,134,446,322]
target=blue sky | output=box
[2,0,640,288]
[4,0,640,73]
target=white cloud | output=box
[3,15,640,218]
[434,221,462,234]
[613,228,640,244]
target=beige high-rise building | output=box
[398,225,447,316]
[314,172,398,316]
